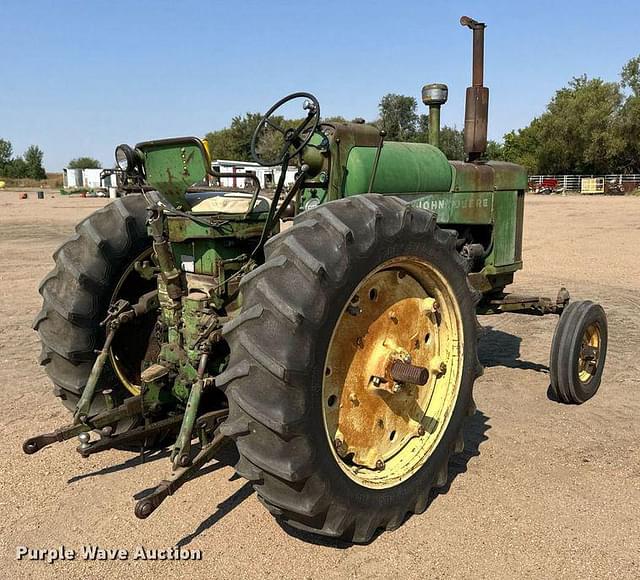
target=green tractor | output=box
[24,16,607,543]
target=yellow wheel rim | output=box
[111,347,141,396]
[578,323,601,383]
[108,248,155,396]
[322,257,464,489]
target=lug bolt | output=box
[422,297,438,315]
[375,459,385,470]
[388,311,398,323]
[418,425,426,437]
[355,336,364,349]
[430,356,447,378]
[347,304,362,316]
[335,438,348,458]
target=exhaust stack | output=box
[460,16,488,162]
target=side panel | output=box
[492,190,519,267]
[408,190,493,223]
[403,189,522,274]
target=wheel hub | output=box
[323,258,463,488]
[578,323,601,383]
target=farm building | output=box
[212,159,298,189]
[63,160,298,192]
[62,168,118,189]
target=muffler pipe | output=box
[460,16,489,162]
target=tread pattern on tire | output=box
[34,194,151,412]
[549,300,608,404]
[221,194,482,542]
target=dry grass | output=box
[0,172,63,189]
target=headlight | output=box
[115,144,135,172]
[303,197,321,211]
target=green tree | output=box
[205,127,237,160]
[615,56,640,172]
[486,140,505,160]
[323,115,348,124]
[24,145,46,179]
[6,157,27,178]
[227,113,264,160]
[439,126,465,160]
[502,123,542,173]
[206,113,309,162]
[415,114,430,143]
[501,76,623,174]
[68,157,101,169]
[378,94,418,141]
[621,56,640,97]
[412,115,469,160]
[0,138,13,175]
[206,113,270,161]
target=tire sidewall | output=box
[303,235,477,511]
[567,303,608,402]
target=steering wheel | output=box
[250,92,320,167]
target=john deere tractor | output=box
[24,17,607,543]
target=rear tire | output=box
[219,194,482,542]
[34,194,154,422]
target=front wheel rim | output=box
[578,323,601,383]
[322,257,464,489]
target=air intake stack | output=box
[460,16,488,162]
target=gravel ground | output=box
[0,192,638,579]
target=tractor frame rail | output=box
[478,287,570,316]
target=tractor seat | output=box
[186,191,270,214]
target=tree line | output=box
[3,54,638,179]
[500,56,640,174]
[0,139,102,179]
[0,139,46,179]
[205,55,640,175]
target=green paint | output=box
[137,138,210,207]
[343,142,453,195]
[408,191,493,223]
[492,189,519,266]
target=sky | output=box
[1,0,638,171]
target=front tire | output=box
[219,194,482,542]
[549,300,607,404]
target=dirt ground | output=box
[0,192,638,579]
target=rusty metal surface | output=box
[486,161,529,191]
[324,269,440,469]
[460,16,488,161]
[449,161,495,192]
[464,86,489,160]
[390,360,429,385]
